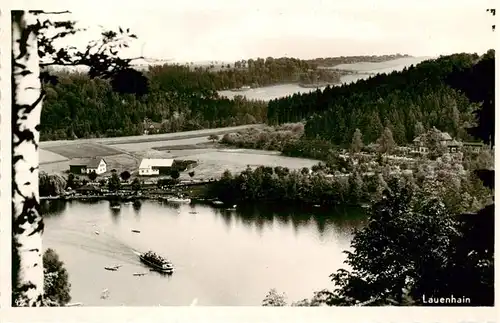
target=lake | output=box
[42,199,367,306]
[218,56,433,101]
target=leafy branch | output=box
[31,10,149,96]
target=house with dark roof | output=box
[412,127,456,154]
[447,139,462,153]
[69,157,107,175]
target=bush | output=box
[170,169,180,180]
[172,160,197,171]
[88,171,97,181]
[262,288,287,306]
[120,170,131,181]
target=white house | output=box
[138,158,174,176]
[69,158,107,175]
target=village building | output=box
[138,158,174,176]
[447,139,462,153]
[69,157,107,174]
[412,128,460,154]
[462,142,484,153]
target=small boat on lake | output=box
[104,265,121,271]
[66,302,83,307]
[167,196,191,204]
[101,289,110,299]
[133,272,148,276]
[212,200,224,206]
[139,250,174,273]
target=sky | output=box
[12,0,499,63]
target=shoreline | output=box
[40,190,372,211]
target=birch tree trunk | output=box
[12,10,44,306]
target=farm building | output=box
[69,157,107,175]
[138,158,174,176]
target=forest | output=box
[40,67,267,140]
[41,51,493,146]
[267,51,494,146]
[41,56,352,140]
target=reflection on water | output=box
[41,199,68,217]
[222,203,367,238]
[41,199,367,306]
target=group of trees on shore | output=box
[210,155,490,216]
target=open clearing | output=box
[40,124,264,148]
[40,125,320,179]
[40,149,68,164]
[173,151,319,181]
[109,137,211,152]
[43,143,124,159]
[40,153,139,176]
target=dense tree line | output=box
[40,54,412,141]
[189,57,342,89]
[305,53,409,67]
[209,160,490,214]
[220,123,304,151]
[267,52,494,146]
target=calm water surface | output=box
[218,57,432,101]
[42,200,366,306]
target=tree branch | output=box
[30,10,71,15]
[39,56,145,68]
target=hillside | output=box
[40,54,411,141]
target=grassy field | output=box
[43,143,124,159]
[40,149,68,164]
[40,124,265,147]
[39,125,320,180]
[109,137,211,152]
[40,153,139,176]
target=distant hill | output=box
[305,54,411,67]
